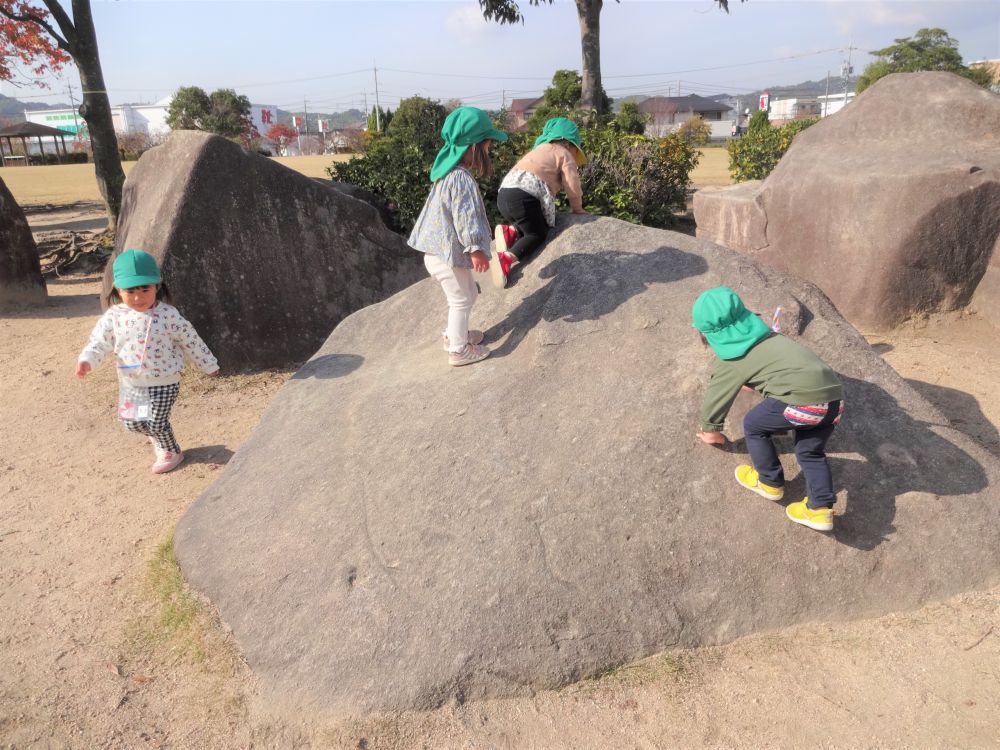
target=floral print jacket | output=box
[78,302,219,386]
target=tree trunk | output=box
[576,0,605,115]
[68,1,124,232]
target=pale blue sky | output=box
[4,0,998,111]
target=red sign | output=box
[759,92,770,111]
[292,116,303,128]
[260,109,273,125]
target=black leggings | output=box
[497,187,550,261]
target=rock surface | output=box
[694,72,1000,330]
[106,131,424,370]
[175,215,1000,719]
[0,176,46,310]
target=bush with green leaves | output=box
[727,111,819,182]
[676,116,711,147]
[330,94,701,233]
[580,128,700,228]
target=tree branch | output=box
[0,2,71,51]
[40,0,76,49]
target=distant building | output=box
[22,95,280,147]
[638,94,733,139]
[768,97,822,125]
[816,92,856,118]
[508,96,544,131]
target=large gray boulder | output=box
[694,72,1000,330]
[175,216,1000,719]
[0,176,46,310]
[106,131,423,370]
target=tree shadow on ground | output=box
[2,291,99,320]
[722,375,989,551]
[486,246,708,358]
[291,353,364,380]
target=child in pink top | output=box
[492,117,588,288]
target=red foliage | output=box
[266,123,298,148]
[0,1,70,85]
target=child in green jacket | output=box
[693,287,844,532]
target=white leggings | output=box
[424,253,479,353]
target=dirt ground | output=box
[2,190,999,748]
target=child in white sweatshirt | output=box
[76,249,219,474]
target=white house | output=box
[23,95,280,146]
[768,97,822,124]
[816,92,856,117]
[637,95,733,139]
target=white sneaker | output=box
[442,330,485,351]
[151,448,185,474]
[448,343,490,367]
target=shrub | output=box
[117,131,163,161]
[329,99,701,233]
[580,128,700,228]
[676,116,711,147]
[727,112,818,182]
[330,133,434,233]
[613,102,648,135]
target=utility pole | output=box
[824,70,831,117]
[373,61,382,132]
[67,83,80,136]
[841,45,855,107]
[303,98,309,134]
[677,80,681,97]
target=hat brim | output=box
[115,273,161,289]
[703,313,772,360]
[429,128,509,182]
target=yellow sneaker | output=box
[785,498,834,532]
[734,464,784,500]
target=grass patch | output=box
[582,649,694,690]
[126,533,240,671]
[146,537,203,652]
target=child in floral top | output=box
[492,117,588,288]
[408,107,507,367]
[76,249,219,474]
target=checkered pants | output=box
[120,383,181,453]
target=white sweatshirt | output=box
[78,302,219,386]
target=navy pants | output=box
[743,398,842,510]
[497,187,549,261]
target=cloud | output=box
[446,4,492,40]
[824,0,930,35]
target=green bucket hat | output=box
[113,248,161,289]
[692,287,772,360]
[429,106,508,182]
[534,117,586,164]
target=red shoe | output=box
[502,224,518,249]
[491,226,513,289]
